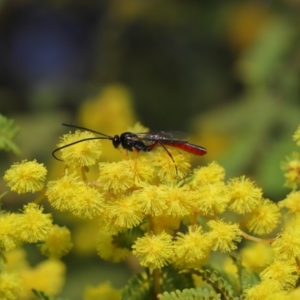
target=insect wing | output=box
[136,131,188,144]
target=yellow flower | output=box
[46,171,83,212]
[260,260,298,290]
[190,161,225,187]
[245,199,281,235]
[57,130,102,167]
[0,271,21,300]
[207,220,242,252]
[135,185,168,217]
[272,228,300,261]
[132,231,173,269]
[20,260,65,298]
[0,213,21,252]
[83,282,120,300]
[98,160,135,193]
[4,160,47,194]
[173,225,211,268]
[160,185,194,218]
[17,203,52,243]
[192,182,229,215]
[96,230,130,262]
[241,242,273,272]
[293,125,300,145]
[103,195,144,232]
[71,184,104,219]
[149,147,191,182]
[227,176,262,214]
[279,191,300,214]
[281,152,300,190]
[132,155,156,185]
[40,225,73,258]
[246,280,285,300]
[5,248,28,271]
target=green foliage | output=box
[161,266,194,292]
[158,288,220,300]
[0,114,21,155]
[230,255,260,295]
[119,264,253,300]
[32,289,68,300]
[120,270,154,300]
[184,267,238,300]
[112,226,145,250]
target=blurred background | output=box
[1,0,300,298]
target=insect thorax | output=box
[120,132,148,152]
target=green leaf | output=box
[182,268,238,300]
[161,266,194,292]
[0,114,21,155]
[158,287,221,300]
[32,289,68,300]
[230,255,260,294]
[112,226,145,250]
[120,270,154,300]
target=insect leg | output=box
[156,143,178,175]
[132,148,140,173]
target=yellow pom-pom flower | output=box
[293,125,300,146]
[241,242,273,272]
[272,227,300,261]
[135,185,168,216]
[4,159,47,194]
[83,281,120,300]
[0,213,22,252]
[98,160,135,193]
[190,161,225,187]
[132,231,173,269]
[71,184,104,219]
[192,182,229,215]
[173,225,211,268]
[149,147,191,182]
[246,280,285,300]
[103,195,144,232]
[279,191,300,214]
[57,130,102,167]
[48,172,103,219]
[281,152,300,190]
[17,203,52,243]
[40,225,73,258]
[260,260,298,290]
[131,155,156,185]
[160,185,194,218]
[245,199,281,235]
[20,259,65,298]
[227,176,262,214]
[207,220,242,252]
[46,171,85,212]
[0,271,21,300]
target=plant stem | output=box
[33,190,46,204]
[153,268,161,298]
[240,230,274,244]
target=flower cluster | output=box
[44,129,261,272]
[3,123,300,299]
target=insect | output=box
[52,123,207,166]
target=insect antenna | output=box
[52,124,113,161]
[62,123,111,138]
